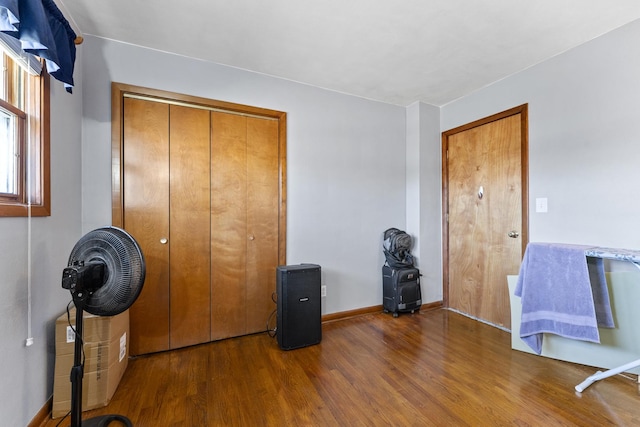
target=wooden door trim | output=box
[111,82,287,265]
[441,104,529,307]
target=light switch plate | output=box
[535,198,548,213]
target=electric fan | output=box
[61,226,146,427]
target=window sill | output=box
[0,203,50,217]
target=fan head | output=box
[63,226,145,316]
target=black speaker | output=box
[276,264,322,350]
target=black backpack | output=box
[382,228,414,268]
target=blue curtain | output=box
[0,31,44,75]
[0,0,77,93]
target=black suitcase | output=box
[382,265,422,317]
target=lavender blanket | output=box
[514,243,614,354]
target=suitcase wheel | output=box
[393,312,399,318]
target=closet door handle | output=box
[160,238,168,244]
[248,234,255,241]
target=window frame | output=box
[0,98,26,201]
[0,51,50,217]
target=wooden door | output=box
[123,97,171,355]
[123,100,212,354]
[245,117,280,333]
[168,105,211,348]
[443,105,528,328]
[210,112,248,340]
[114,84,287,355]
[210,112,280,339]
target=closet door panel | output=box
[116,85,286,354]
[169,105,212,348]
[246,117,280,333]
[210,112,248,340]
[123,98,170,356]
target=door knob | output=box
[160,238,168,244]
[508,231,519,238]
[248,234,255,241]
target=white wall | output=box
[80,36,408,316]
[0,60,84,425]
[442,20,640,250]
[406,102,442,302]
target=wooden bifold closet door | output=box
[114,85,286,356]
[210,112,280,340]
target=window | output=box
[0,46,50,216]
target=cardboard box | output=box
[52,308,129,419]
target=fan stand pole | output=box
[69,304,134,427]
[70,304,85,427]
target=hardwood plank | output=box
[44,309,640,426]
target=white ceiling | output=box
[57,0,640,106]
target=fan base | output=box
[79,414,133,427]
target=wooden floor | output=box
[45,309,640,426]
